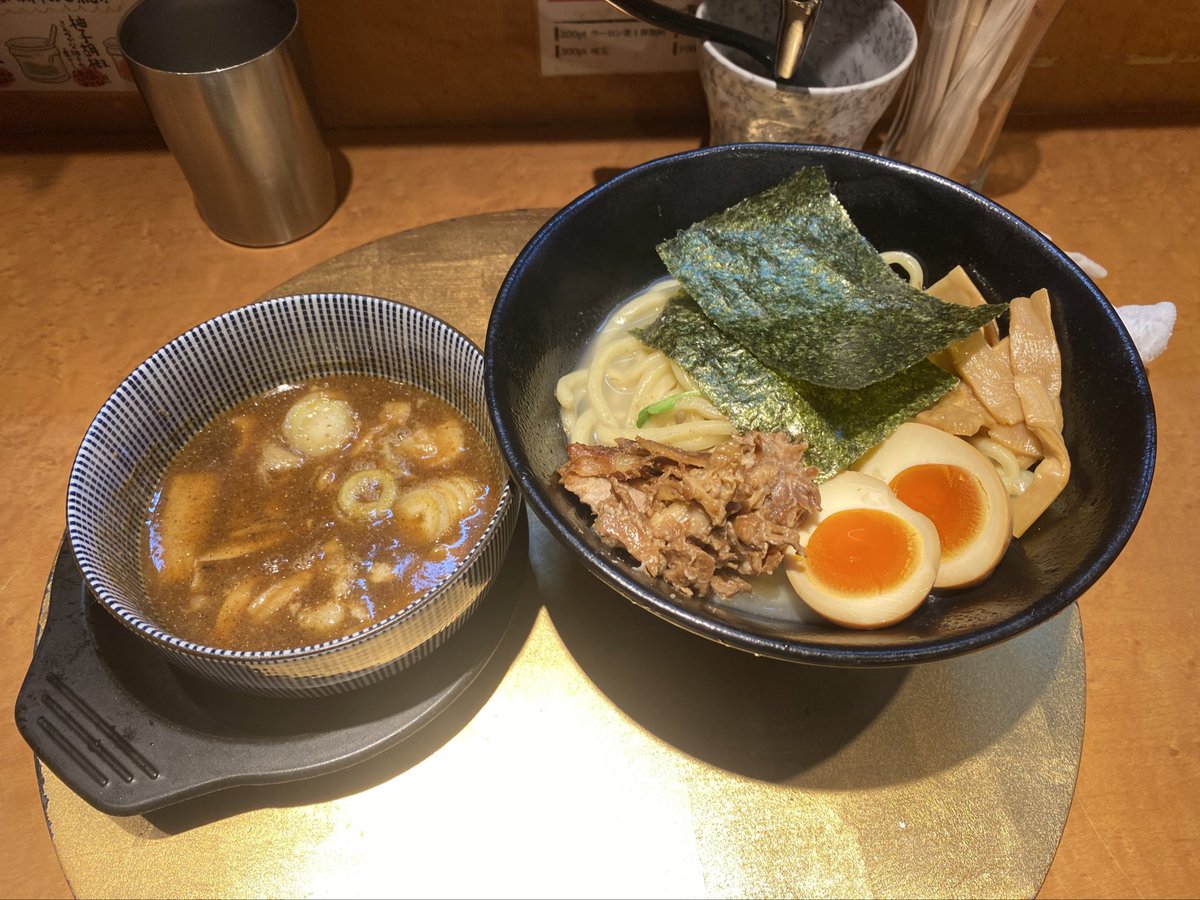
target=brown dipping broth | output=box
[140,375,500,651]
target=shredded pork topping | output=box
[557,431,819,599]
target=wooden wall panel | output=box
[2,0,1196,135]
[293,0,705,129]
[1015,0,1200,114]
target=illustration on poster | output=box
[0,0,137,91]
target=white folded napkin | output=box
[1116,302,1177,365]
[1046,238,1176,365]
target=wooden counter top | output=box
[1,120,1196,898]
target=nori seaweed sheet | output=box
[656,167,1006,390]
[635,298,958,480]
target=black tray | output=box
[14,518,527,817]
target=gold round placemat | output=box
[37,210,1085,899]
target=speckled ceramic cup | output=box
[697,0,916,148]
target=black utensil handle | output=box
[602,0,776,72]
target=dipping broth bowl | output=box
[485,144,1155,667]
[67,293,521,697]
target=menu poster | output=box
[0,0,136,91]
[538,0,699,77]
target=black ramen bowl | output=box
[67,293,521,697]
[485,144,1155,666]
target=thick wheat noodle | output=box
[556,369,586,437]
[585,334,645,429]
[558,254,933,451]
[569,408,599,445]
[614,350,672,424]
[627,359,678,425]
[558,278,734,450]
[879,250,926,289]
[970,435,1035,496]
[555,369,586,408]
[620,418,735,450]
[605,283,677,329]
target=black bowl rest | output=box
[15,517,527,817]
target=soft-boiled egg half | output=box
[854,422,1012,590]
[783,471,941,629]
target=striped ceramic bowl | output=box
[66,293,521,698]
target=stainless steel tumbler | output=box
[118,0,337,247]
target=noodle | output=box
[557,251,925,452]
[556,278,734,451]
[880,250,925,289]
[970,435,1035,496]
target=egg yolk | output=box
[806,508,919,596]
[889,464,984,558]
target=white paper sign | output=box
[538,0,700,76]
